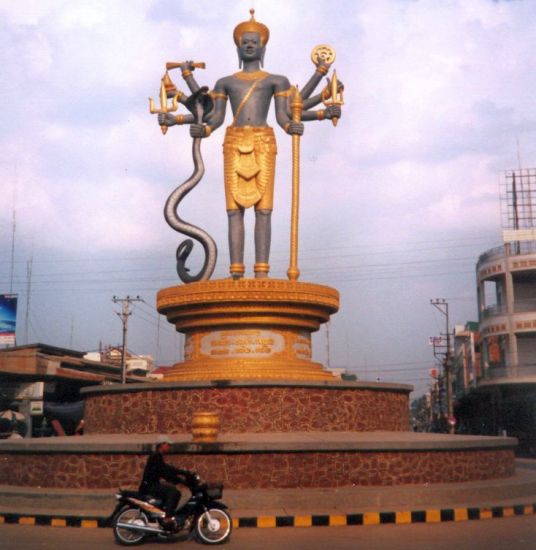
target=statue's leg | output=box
[254,208,271,278]
[228,208,245,279]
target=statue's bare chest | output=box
[226,76,275,108]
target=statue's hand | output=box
[158,113,177,127]
[325,105,342,120]
[179,60,196,72]
[317,59,332,73]
[190,123,207,138]
[287,122,304,136]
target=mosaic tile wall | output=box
[0,449,514,489]
[84,386,410,434]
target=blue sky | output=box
[1,0,536,396]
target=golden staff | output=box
[287,86,303,282]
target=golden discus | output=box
[311,44,336,66]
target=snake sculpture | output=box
[163,87,218,283]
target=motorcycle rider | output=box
[139,435,192,530]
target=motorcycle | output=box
[110,472,232,545]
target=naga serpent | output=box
[163,87,217,283]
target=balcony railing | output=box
[478,242,536,267]
[481,304,506,319]
[484,363,536,379]
[478,246,506,265]
[514,299,536,313]
[481,300,536,317]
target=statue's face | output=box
[238,32,264,61]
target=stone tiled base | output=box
[0,448,514,489]
[83,383,410,434]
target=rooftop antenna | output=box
[9,207,16,294]
[24,257,33,344]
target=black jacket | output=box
[139,451,190,491]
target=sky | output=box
[1,0,536,398]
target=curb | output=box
[1,502,535,529]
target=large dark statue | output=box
[156,10,343,281]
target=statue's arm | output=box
[299,61,331,100]
[297,76,343,122]
[190,79,228,138]
[158,111,195,128]
[157,62,205,129]
[205,80,228,130]
[301,78,344,110]
[299,104,341,122]
[178,61,203,94]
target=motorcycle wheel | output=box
[113,506,149,546]
[195,507,232,545]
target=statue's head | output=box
[233,9,269,67]
[233,9,270,47]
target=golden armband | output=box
[274,88,292,98]
[175,114,187,125]
[316,110,326,121]
[210,91,228,101]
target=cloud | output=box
[1,0,536,386]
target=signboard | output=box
[502,228,536,243]
[30,401,44,416]
[0,294,17,345]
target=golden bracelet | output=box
[204,126,212,137]
[316,65,329,76]
[316,110,326,121]
[175,114,186,125]
[181,69,193,78]
[284,122,291,133]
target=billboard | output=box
[0,294,18,345]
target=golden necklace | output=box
[233,70,269,81]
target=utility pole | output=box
[112,295,142,384]
[430,298,454,434]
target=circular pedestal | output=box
[0,432,517,490]
[157,279,339,382]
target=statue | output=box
[153,9,343,281]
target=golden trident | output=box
[287,86,303,282]
[149,72,180,135]
[324,70,344,126]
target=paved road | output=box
[1,515,536,549]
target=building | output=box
[464,169,536,453]
[0,343,149,438]
[85,345,154,376]
[452,322,480,399]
